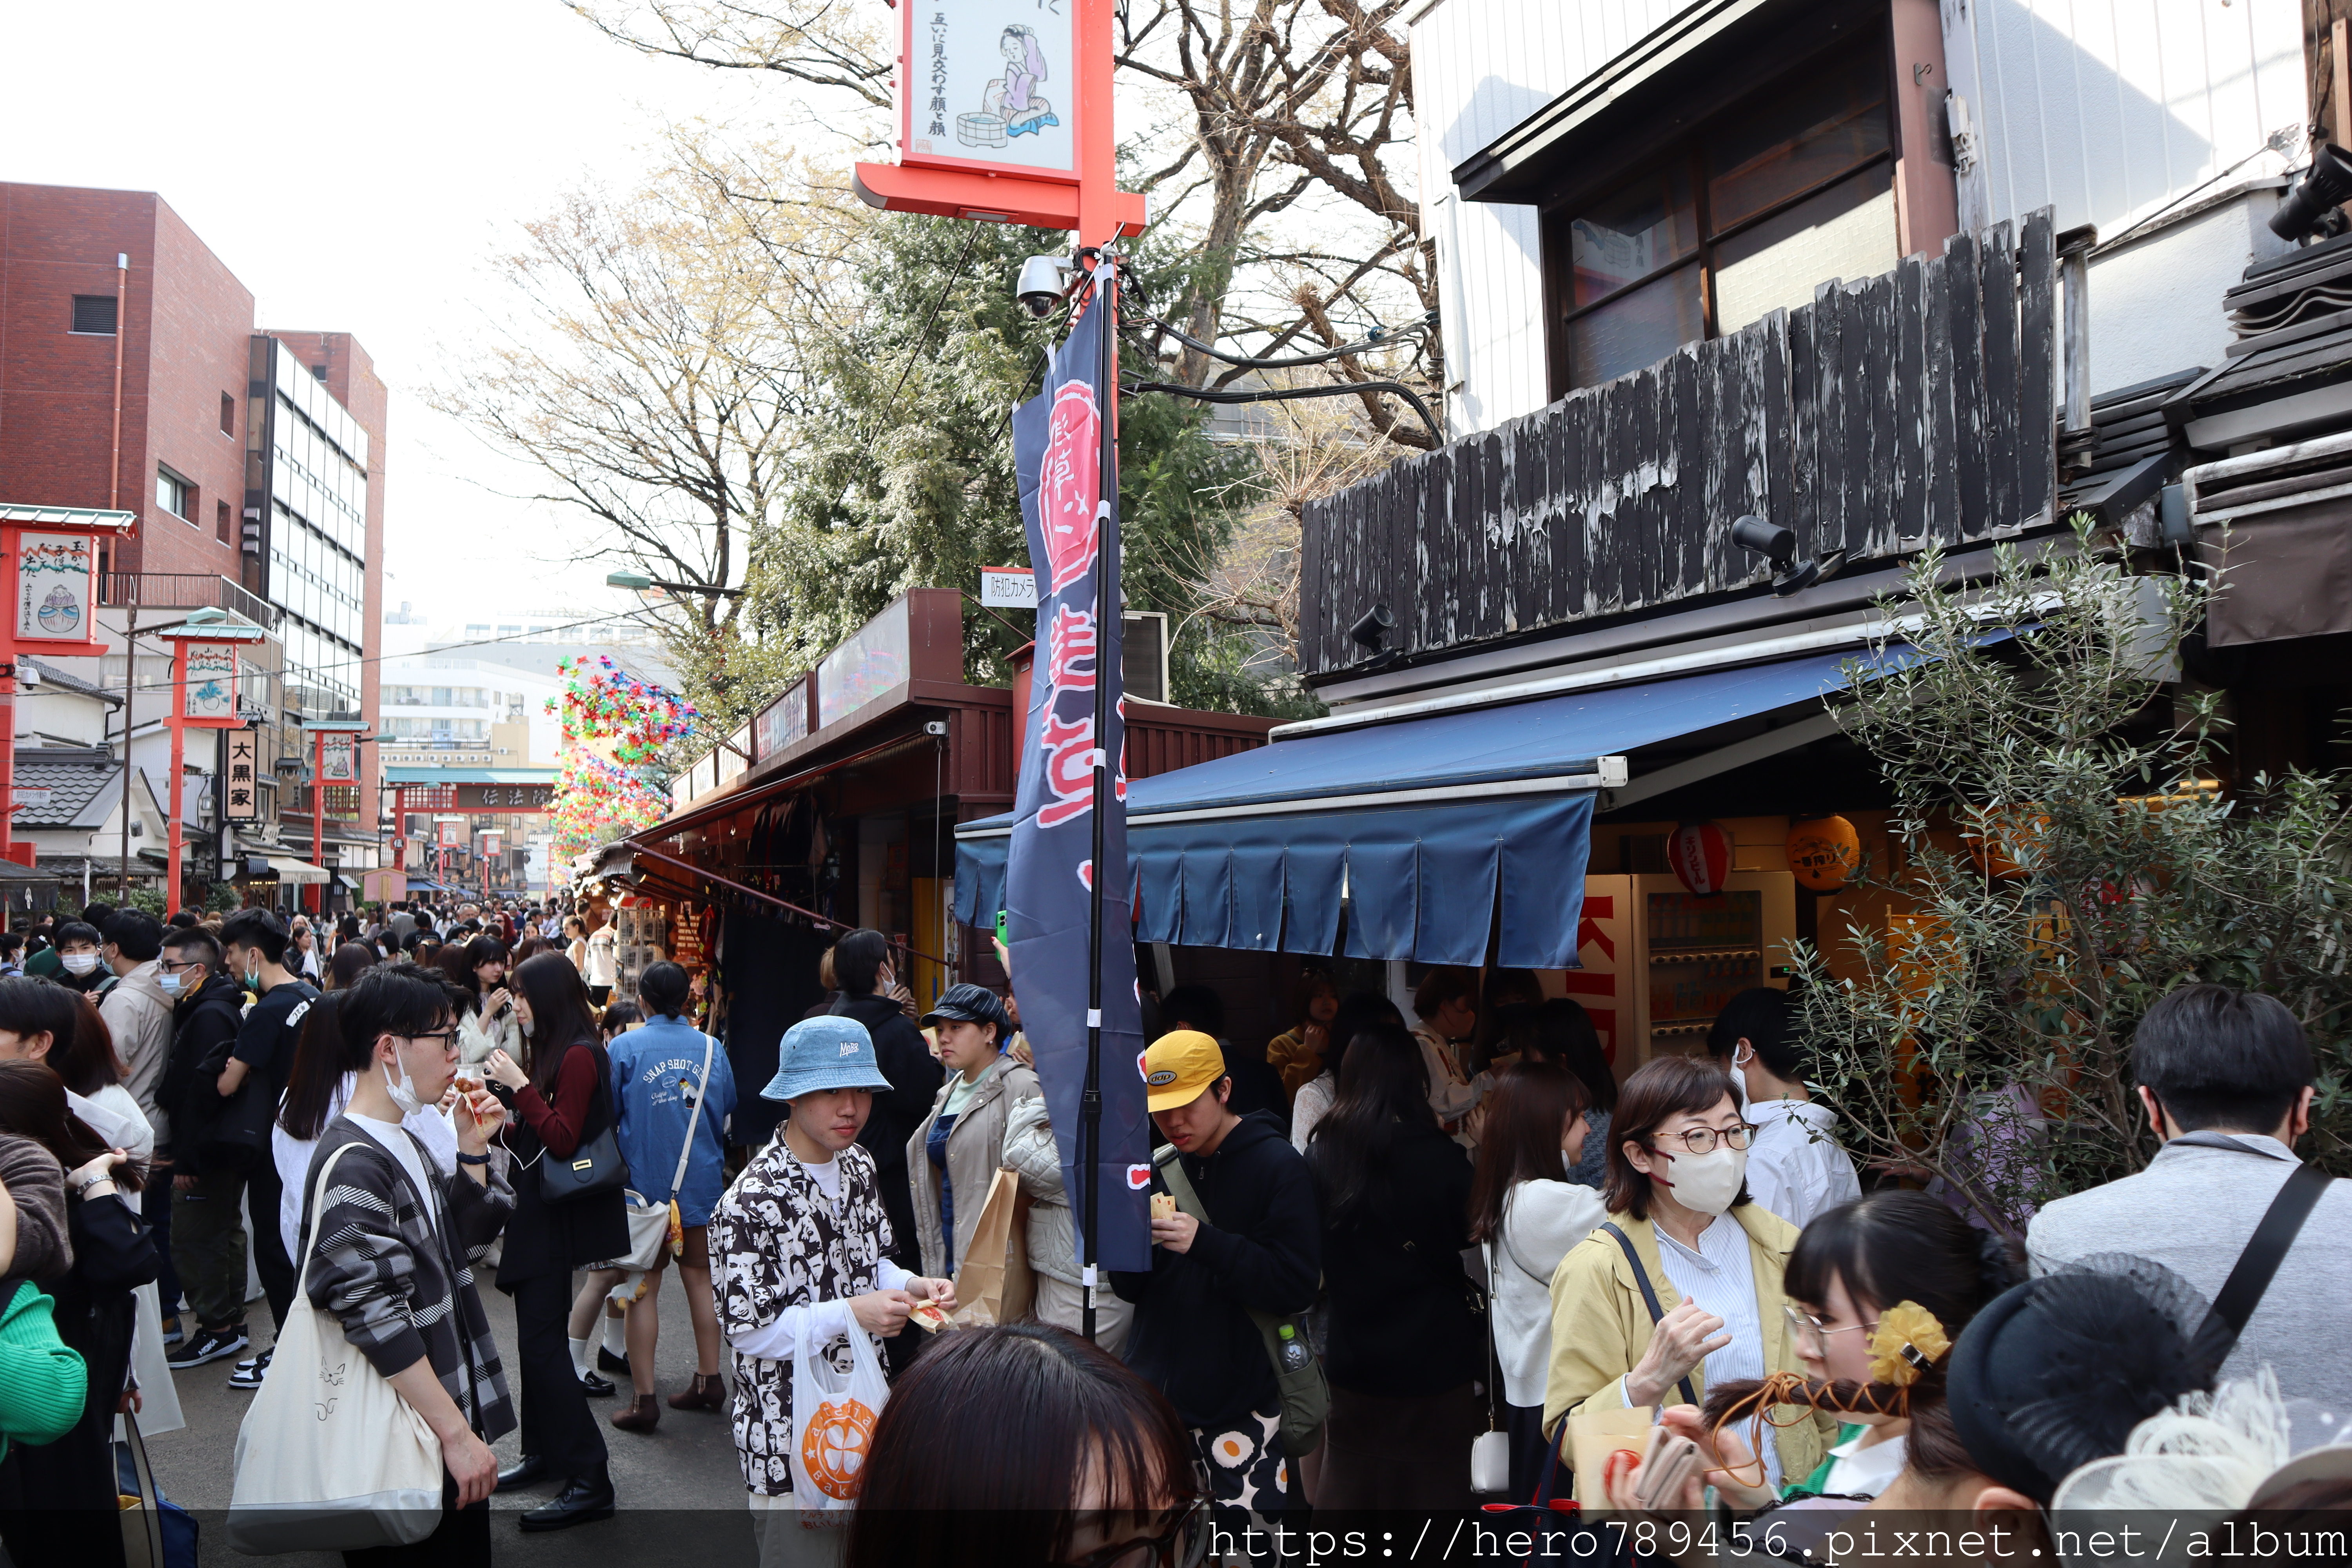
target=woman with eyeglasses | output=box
[1541,1054,1838,1494]
[848,1322,1209,1568]
[1617,1189,2016,1510]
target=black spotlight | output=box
[2270,143,2352,241]
[1729,514,1845,597]
[1348,603,1398,668]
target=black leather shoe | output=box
[518,1467,616,1533]
[578,1368,616,1397]
[497,1454,549,1489]
[596,1345,630,1375]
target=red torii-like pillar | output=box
[302,717,371,914]
[0,506,138,870]
[156,608,270,912]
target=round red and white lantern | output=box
[1667,820,1733,896]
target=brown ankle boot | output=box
[666,1372,726,1412]
[610,1393,660,1433]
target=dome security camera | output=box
[1016,255,1069,319]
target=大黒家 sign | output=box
[223,729,260,821]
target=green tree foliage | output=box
[1791,524,2352,1237]
[745,213,1303,715]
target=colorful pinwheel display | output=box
[546,655,701,762]
[550,748,670,861]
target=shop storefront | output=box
[604,588,1276,1140]
[956,639,1923,1072]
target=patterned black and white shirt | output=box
[299,1118,517,1443]
[710,1136,893,1495]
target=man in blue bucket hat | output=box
[708,1014,956,1549]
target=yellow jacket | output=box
[1265,1029,1324,1100]
[1541,1205,1835,1485]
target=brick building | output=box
[0,181,385,905]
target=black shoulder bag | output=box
[532,1045,629,1205]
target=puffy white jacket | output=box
[1002,1093,1080,1285]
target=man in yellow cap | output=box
[1111,1030,1320,1541]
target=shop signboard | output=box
[900,0,1078,181]
[457,784,555,811]
[755,679,809,757]
[817,599,911,730]
[180,642,242,723]
[14,533,94,644]
[223,729,260,821]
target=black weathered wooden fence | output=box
[1298,209,2057,677]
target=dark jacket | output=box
[1308,1115,1482,1396]
[830,993,942,1178]
[495,1038,629,1283]
[830,991,943,1263]
[157,977,247,1172]
[1111,1111,1321,1430]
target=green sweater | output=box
[0,1279,87,1462]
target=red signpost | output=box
[853,0,1142,247]
[158,611,269,912]
[303,718,370,914]
[0,506,138,871]
[855,0,1142,1341]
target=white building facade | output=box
[1416,0,2309,436]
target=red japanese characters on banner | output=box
[1668,821,1734,896]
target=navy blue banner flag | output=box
[1006,282,1151,1275]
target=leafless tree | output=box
[1117,0,1437,449]
[431,158,864,722]
[567,0,892,114]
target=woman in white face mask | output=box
[1539,1054,1839,1497]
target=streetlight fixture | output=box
[605,570,742,599]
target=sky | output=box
[5,0,794,633]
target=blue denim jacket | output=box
[608,1014,738,1225]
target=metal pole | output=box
[166,648,185,916]
[118,599,136,900]
[0,533,20,868]
[312,727,326,915]
[1078,254,1116,1344]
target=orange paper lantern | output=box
[1785,815,1861,892]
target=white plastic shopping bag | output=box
[787,1316,889,1516]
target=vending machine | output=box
[1561,872,1798,1078]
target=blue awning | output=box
[957,644,1901,967]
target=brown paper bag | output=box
[1568,1405,1655,1512]
[948,1167,1036,1327]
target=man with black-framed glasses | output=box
[157,925,255,1370]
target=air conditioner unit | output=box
[240,520,263,556]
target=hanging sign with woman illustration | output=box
[902,0,1076,178]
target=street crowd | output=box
[0,897,2338,1567]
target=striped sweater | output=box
[298,1119,517,1442]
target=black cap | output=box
[1945,1256,2227,1504]
[920,982,1014,1036]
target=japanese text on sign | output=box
[455,785,555,811]
[224,730,259,821]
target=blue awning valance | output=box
[957,644,1897,967]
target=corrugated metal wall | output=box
[1940,0,2305,240]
